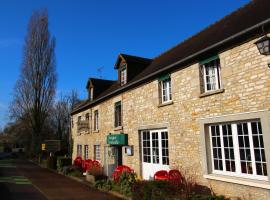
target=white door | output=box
[141,129,170,180]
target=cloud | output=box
[0,38,22,48]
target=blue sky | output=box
[0,0,249,128]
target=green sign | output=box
[107,134,128,145]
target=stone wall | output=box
[72,34,270,199]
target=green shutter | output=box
[157,74,170,81]
[115,101,121,107]
[120,64,127,70]
[199,55,219,65]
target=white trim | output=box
[204,174,270,189]
[209,121,268,181]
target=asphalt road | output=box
[0,158,122,200]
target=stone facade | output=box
[71,34,270,199]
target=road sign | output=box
[43,140,61,153]
[41,144,46,151]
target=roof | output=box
[72,0,270,115]
[86,78,116,99]
[114,54,152,69]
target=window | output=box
[114,101,122,127]
[94,110,99,131]
[89,87,93,100]
[85,113,89,121]
[77,144,82,157]
[84,145,89,160]
[94,145,101,161]
[120,67,127,86]
[200,57,221,92]
[141,129,169,165]
[209,121,267,180]
[78,116,81,122]
[159,76,172,104]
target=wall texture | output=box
[72,34,270,199]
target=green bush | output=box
[57,156,72,172]
[46,156,57,169]
[132,180,179,200]
[95,179,113,191]
[68,170,83,177]
[117,171,137,197]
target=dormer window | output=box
[120,66,127,86]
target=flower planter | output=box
[86,174,96,183]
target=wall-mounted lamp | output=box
[254,35,270,55]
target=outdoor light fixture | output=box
[254,35,270,55]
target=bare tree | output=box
[10,10,56,156]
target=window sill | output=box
[204,174,270,189]
[199,88,225,98]
[158,100,174,107]
[114,126,123,131]
[93,130,99,133]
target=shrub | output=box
[132,180,179,200]
[46,156,57,169]
[87,164,103,177]
[95,179,113,191]
[64,165,83,177]
[116,171,137,197]
[57,156,72,172]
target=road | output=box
[0,158,122,200]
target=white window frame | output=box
[84,145,89,160]
[94,145,101,161]
[77,144,82,157]
[201,59,221,92]
[160,78,172,104]
[94,110,99,131]
[209,121,267,181]
[120,68,127,86]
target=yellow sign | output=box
[41,143,46,151]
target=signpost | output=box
[42,140,61,153]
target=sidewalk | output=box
[14,159,122,200]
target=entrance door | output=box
[141,129,170,180]
[104,146,123,177]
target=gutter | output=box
[71,18,270,115]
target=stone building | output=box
[71,0,270,198]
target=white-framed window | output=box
[159,77,172,104]
[94,110,99,131]
[201,58,221,92]
[84,145,89,160]
[94,145,101,161]
[77,144,82,157]
[209,121,267,180]
[120,67,127,86]
[142,130,169,165]
[114,101,122,127]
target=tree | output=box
[10,10,56,156]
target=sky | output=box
[0,0,250,128]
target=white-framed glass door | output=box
[141,129,170,180]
